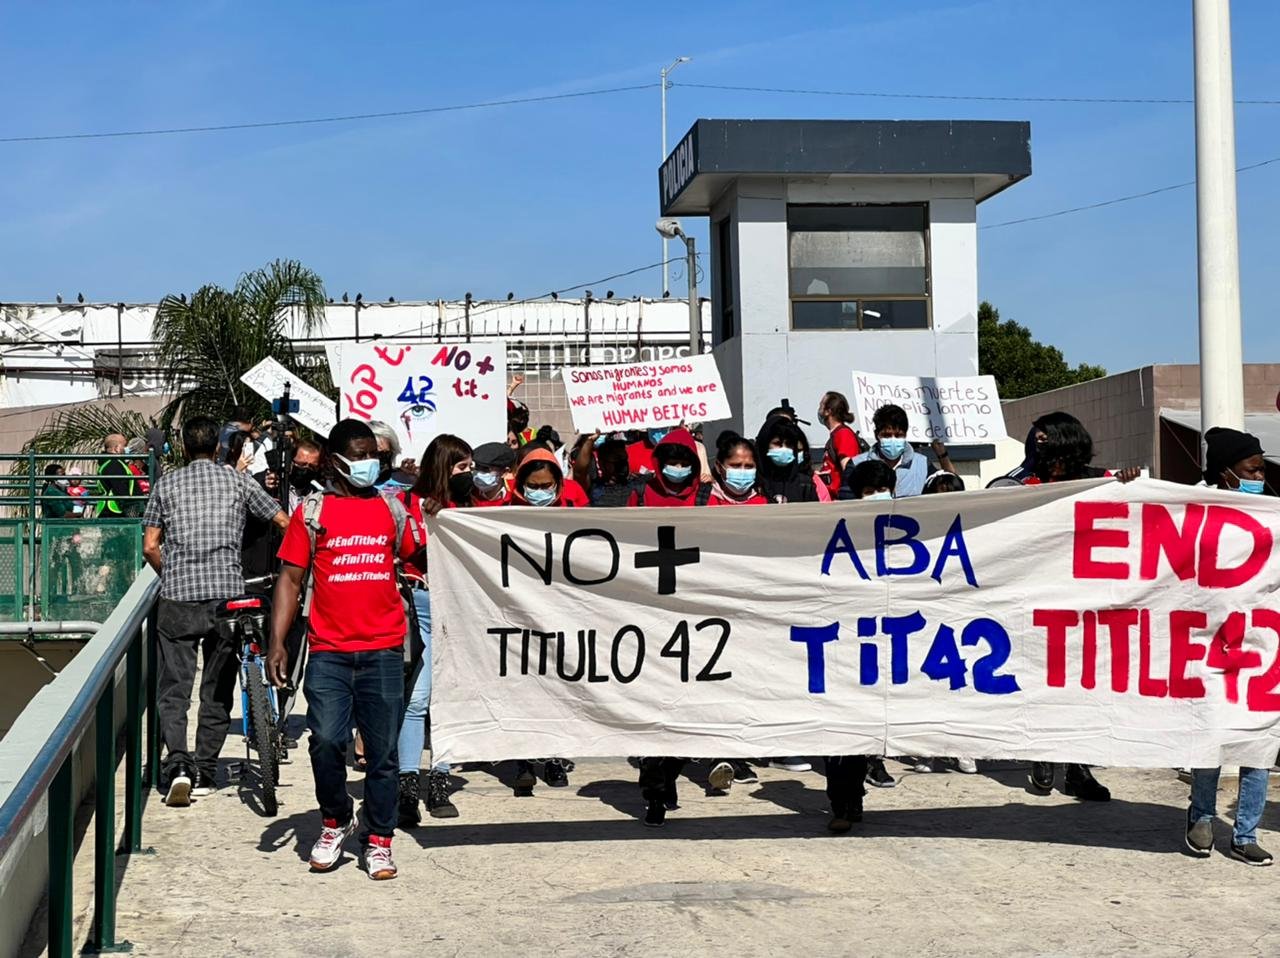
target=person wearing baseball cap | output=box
[471,442,517,507]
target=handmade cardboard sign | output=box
[562,355,730,433]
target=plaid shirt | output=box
[142,459,283,601]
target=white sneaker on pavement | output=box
[363,839,398,880]
[309,818,357,872]
[770,757,813,773]
[708,761,734,791]
[956,758,978,774]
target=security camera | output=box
[655,218,683,240]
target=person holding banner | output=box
[1185,426,1273,866]
[754,416,821,505]
[470,442,517,507]
[396,435,474,826]
[506,445,578,793]
[1020,411,1137,801]
[705,432,767,508]
[625,429,702,507]
[822,458,903,832]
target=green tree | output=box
[978,301,1105,400]
[24,259,329,457]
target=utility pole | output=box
[660,56,690,297]
[684,237,700,355]
[1193,0,1244,434]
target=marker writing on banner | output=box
[820,514,978,587]
[486,618,731,684]
[1029,501,1280,712]
[789,615,1020,695]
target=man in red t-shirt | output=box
[268,420,421,882]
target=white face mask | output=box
[865,491,893,501]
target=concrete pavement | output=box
[93,733,1280,958]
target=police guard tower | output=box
[658,119,1031,451]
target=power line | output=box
[0,84,658,144]
[981,154,1280,229]
[675,81,1280,106]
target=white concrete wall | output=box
[708,176,981,449]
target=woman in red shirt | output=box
[817,391,863,496]
[626,428,701,507]
[396,435,473,827]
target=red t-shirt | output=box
[626,440,656,477]
[823,425,861,496]
[562,478,590,508]
[277,494,417,654]
[471,489,512,507]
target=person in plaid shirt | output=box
[142,415,287,807]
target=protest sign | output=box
[429,480,1280,768]
[239,357,337,437]
[561,355,731,433]
[326,340,506,455]
[850,371,1007,443]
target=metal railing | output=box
[0,453,156,623]
[0,569,160,957]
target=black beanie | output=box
[1203,427,1263,485]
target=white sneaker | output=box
[708,761,734,791]
[913,758,934,773]
[164,770,192,807]
[955,758,978,774]
[309,818,357,872]
[770,757,813,773]
[362,839,398,880]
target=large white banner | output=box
[429,480,1280,768]
[561,355,731,433]
[850,370,1007,443]
[326,340,506,458]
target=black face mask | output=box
[377,451,395,485]
[448,471,474,502]
[290,466,318,490]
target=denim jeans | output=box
[1190,766,1270,845]
[397,590,448,775]
[306,648,405,840]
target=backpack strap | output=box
[299,491,326,617]
[695,482,713,507]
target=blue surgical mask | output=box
[865,491,893,501]
[662,464,693,483]
[766,447,796,467]
[724,467,756,493]
[524,486,556,507]
[878,437,907,460]
[594,434,608,448]
[1238,478,1266,495]
[473,471,501,490]
[648,428,669,445]
[335,454,380,489]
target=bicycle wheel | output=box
[246,658,280,817]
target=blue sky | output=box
[1,0,1277,373]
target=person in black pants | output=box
[825,756,869,833]
[142,416,287,805]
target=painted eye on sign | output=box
[327,340,507,454]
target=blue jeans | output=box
[306,648,405,840]
[1190,766,1270,845]
[398,590,448,775]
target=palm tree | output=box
[21,259,329,459]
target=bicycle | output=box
[216,578,287,817]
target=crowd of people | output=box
[135,386,1276,882]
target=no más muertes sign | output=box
[428,480,1280,767]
